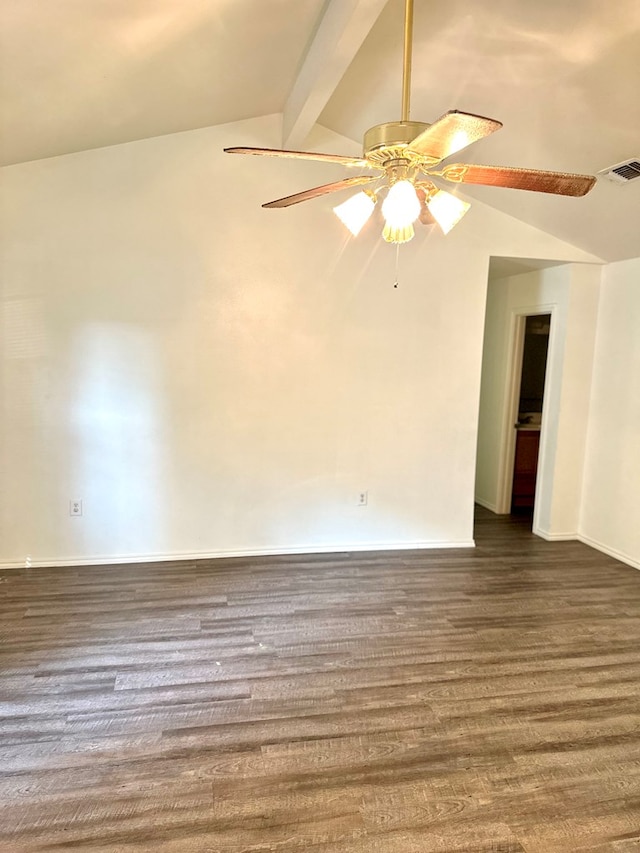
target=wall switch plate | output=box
[70,500,83,517]
[358,491,368,506]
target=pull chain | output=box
[393,243,400,288]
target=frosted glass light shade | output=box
[382,222,415,244]
[427,190,471,235]
[333,191,375,236]
[381,180,421,230]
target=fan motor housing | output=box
[363,121,430,160]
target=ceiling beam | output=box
[283,0,390,149]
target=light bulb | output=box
[381,180,421,230]
[333,191,375,236]
[426,190,471,235]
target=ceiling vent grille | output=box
[598,159,640,184]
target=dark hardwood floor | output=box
[1,507,640,852]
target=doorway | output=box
[474,274,559,534]
[511,314,551,515]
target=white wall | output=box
[474,276,510,513]
[548,264,601,534]
[580,257,640,569]
[475,264,601,537]
[0,113,601,567]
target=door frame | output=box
[495,304,556,528]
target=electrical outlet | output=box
[70,499,83,517]
[358,491,368,506]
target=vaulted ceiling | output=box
[2,0,639,260]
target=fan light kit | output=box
[225,0,596,244]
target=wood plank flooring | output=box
[1,507,640,851]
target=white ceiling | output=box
[488,258,568,281]
[2,0,639,260]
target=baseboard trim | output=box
[533,528,578,542]
[474,496,498,513]
[3,532,636,572]
[577,533,640,571]
[0,539,477,571]
[533,527,640,570]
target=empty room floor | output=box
[1,507,639,852]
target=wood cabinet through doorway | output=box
[512,428,540,509]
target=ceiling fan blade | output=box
[415,187,435,225]
[224,146,373,168]
[408,111,503,163]
[262,176,376,209]
[419,207,436,226]
[440,163,596,196]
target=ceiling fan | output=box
[225,0,596,244]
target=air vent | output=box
[598,159,640,184]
